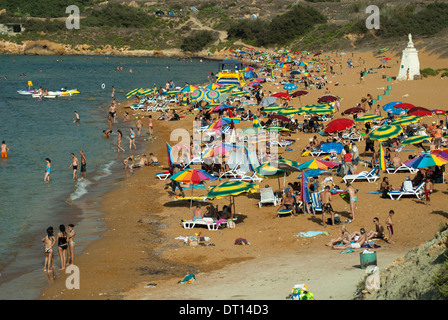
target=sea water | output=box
[0,54,218,299]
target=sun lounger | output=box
[258,187,280,208]
[172,195,208,202]
[387,181,425,200]
[182,217,228,231]
[385,164,418,174]
[229,171,263,183]
[311,192,322,215]
[156,172,171,180]
[343,166,380,183]
[342,132,364,142]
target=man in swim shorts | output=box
[345,182,357,222]
[69,153,79,182]
[1,140,9,158]
[79,150,86,179]
[319,186,334,227]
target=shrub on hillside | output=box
[180,30,216,52]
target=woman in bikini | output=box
[67,224,76,266]
[56,224,68,270]
[44,158,51,182]
[129,128,136,150]
[117,129,125,153]
[42,227,55,272]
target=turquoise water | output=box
[0,54,218,299]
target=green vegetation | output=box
[181,30,216,52]
[421,68,439,78]
[0,0,93,18]
[83,4,157,28]
[227,5,326,47]
[431,224,448,299]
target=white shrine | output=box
[397,33,420,81]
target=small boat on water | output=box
[18,88,80,96]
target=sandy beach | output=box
[38,43,448,301]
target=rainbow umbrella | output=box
[400,135,431,146]
[190,88,206,102]
[181,85,200,93]
[390,115,421,126]
[208,118,232,131]
[368,125,403,141]
[298,159,339,170]
[204,90,221,103]
[170,168,217,208]
[404,152,448,169]
[355,114,384,123]
[202,143,241,159]
[211,104,234,113]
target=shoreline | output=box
[38,47,448,300]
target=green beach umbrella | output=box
[390,115,421,126]
[400,135,431,146]
[277,108,302,116]
[252,114,261,129]
[303,106,335,115]
[230,91,247,97]
[207,181,259,214]
[368,125,403,141]
[125,88,142,99]
[355,114,384,123]
[262,106,283,113]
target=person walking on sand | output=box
[1,140,9,158]
[385,210,395,243]
[135,117,143,137]
[68,153,79,182]
[67,224,76,266]
[148,115,154,136]
[319,186,334,227]
[56,225,68,270]
[129,128,136,150]
[117,129,125,152]
[424,178,433,205]
[42,227,55,273]
[79,150,86,179]
[44,158,51,182]
[345,182,357,222]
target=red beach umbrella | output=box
[324,118,355,134]
[271,91,290,98]
[432,109,446,115]
[268,114,291,122]
[318,95,338,103]
[290,90,308,98]
[393,103,415,110]
[342,107,365,115]
[408,107,432,117]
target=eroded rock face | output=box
[23,40,66,55]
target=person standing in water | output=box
[67,224,76,266]
[44,158,51,182]
[79,150,87,179]
[56,225,68,270]
[129,128,136,150]
[117,129,125,152]
[1,140,9,158]
[73,111,80,124]
[42,227,55,273]
[68,153,79,182]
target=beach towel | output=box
[179,273,196,284]
[368,191,382,194]
[294,231,329,238]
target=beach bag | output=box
[179,274,196,284]
[234,238,249,245]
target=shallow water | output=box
[0,54,218,299]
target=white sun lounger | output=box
[258,187,280,208]
[343,166,380,183]
[311,192,322,215]
[156,172,171,180]
[182,217,228,231]
[387,182,425,200]
[386,164,419,174]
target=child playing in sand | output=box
[42,227,55,272]
[386,210,394,243]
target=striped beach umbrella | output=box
[137,88,155,96]
[207,181,259,214]
[252,114,260,129]
[400,135,431,146]
[298,159,339,170]
[181,85,200,93]
[390,115,421,126]
[404,152,448,169]
[190,88,205,102]
[204,90,221,103]
[262,105,283,113]
[368,125,403,141]
[230,91,247,97]
[211,104,234,113]
[278,108,302,116]
[355,114,384,123]
[378,143,387,171]
[305,105,335,115]
[125,88,142,99]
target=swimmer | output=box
[73,111,80,123]
[1,140,9,158]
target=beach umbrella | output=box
[137,88,156,96]
[393,103,415,110]
[170,168,218,208]
[368,125,403,141]
[317,95,338,103]
[211,104,234,113]
[432,109,446,115]
[260,96,278,107]
[432,149,448,160]
[252,114,260,129]
[400,135,431,146]
[208,118,232,131]
[283,83,297,90]
[297,169,332,179]
[355,114,383,123]
[190,88,206,102]
[408,107,432,117]
[207,181,259,214]
[342,107,365,115]
[320,142,344,154]
[382,101,402,113]
[268,114,291,122]
[324,118,355,134]
[298,159,339,170]
[278,108,302,116]
[300,173,311,205]
[262,105,283,113]
[304,105,335,115]
[230,91,247,97]
[271,91,290,99]
[181,85,200,93]
[202,143,238,159]
[256,160,298,188]
[240,100,257,107]
[290,90,308,98]
[204,90,221,103]
[390,115,421,126]
[166,142,174,168]
[125,88,142,99]
[266,126,290,132]
[290,70,301,75]
[404,152,448,169]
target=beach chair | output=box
[230,170,263,183]
[387,182,425,200]
[310,192,322,215]
[156,172,171,180]
[342,131,364,142]
[343,166,380,184]
[310,148,327,157]
[182,217,228,231]
[385,164,419,174]
[258,187,280,208]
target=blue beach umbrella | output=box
[320,142,344,154]
[290,70,301,75]
[283,83,297,90]
[382,101,402,113]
